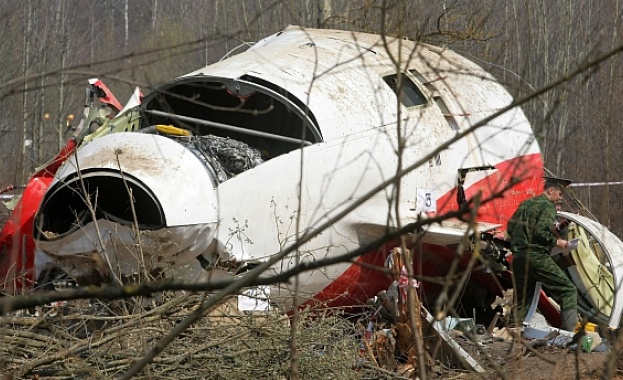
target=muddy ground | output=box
[444,334,617,380]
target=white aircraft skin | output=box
[30,26,623,328]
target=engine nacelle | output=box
[34,133,219,284]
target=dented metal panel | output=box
[558,212,623,328]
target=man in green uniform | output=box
[507,176,578,331]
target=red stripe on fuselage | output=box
[436,153,543,228]
[308,153,543,309]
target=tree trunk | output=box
[124,0,129,51]
[152,0,158,31]
[320,0,332,27]
[56,0,67,151]
[19,0,32,183]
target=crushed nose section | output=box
[33,133,220,284]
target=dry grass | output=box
[0,293,377,380]
[4,290,618,380]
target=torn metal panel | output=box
[556,212,623,329]
[36,221,217,284]
[419,218,502,246]
[423,308,486,372]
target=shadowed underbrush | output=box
[0,293,387,379]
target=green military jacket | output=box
[507,194,557,256]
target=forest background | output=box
[0,0,622,235]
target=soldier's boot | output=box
[561,309,578,331]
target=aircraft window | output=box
[411,68,460,131]
[409,69,437,93]
[433,96,460,131]
[383,74,427,107]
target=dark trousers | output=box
[512,251,577,324]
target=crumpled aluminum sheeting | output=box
[176,135,263,182]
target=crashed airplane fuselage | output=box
[34,26,539,302]
[4,26,623,329]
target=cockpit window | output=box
[383,73,427,107]
[141,77,321,161]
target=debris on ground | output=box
[349,249,620,380]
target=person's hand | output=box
[556,238,569,249]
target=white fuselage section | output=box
[35,26,541,307]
